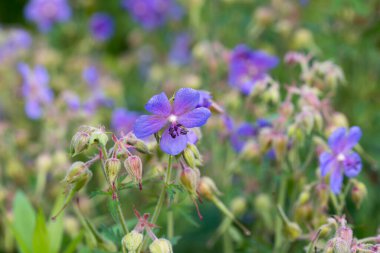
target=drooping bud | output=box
[122,230,143,252]
[70,131,91,156]
[284,222,302,241]
[273,135,288,161]
[297,190,310,205]
[351,180,367,209]
[197,176,221,200]
[65,161,88,184]
[89,128,108,147]
[230,197,247,216]
[180,167,200,194]
[149,238,173,253]
[126,134,151,154]
[105,158,121,186]
[124,155,143,190]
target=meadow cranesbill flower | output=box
[24,0,71,32]
[229,44,278,95]
[133,88,211,155]
[122,0,183,30]
[18,63,53,119]
[0,29,32,63]
[169,32,191,65]
[111,108,139,134]
[319,127,362,194]
[89,13,114,42]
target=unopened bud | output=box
[105,158,121,185]
[325,238,350,253]
[89,129,108,147]
[188,143,201,160]
[198,177,221,200]
[65,161,88,184]
[292,29,314,49]
[70,131,90,156]
[180,167,200,194]
[124,156,143,190]
[297,191,310,205]
[122,231,143,252]
[254,194,272,213]
[183,147,196,168]
[273,135,288,161]
[284,222,302,241]
[258,128,272,153]
[126,135,151,154]
[254,7,274,27]
[230,197,247,216]
[351,180,367,209]
[336,226,353,246]
[149,238,173,253]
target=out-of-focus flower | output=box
[62,91,81,111]
[18,63,53,119]
[24,0,71,32]
[122,0,183,30]
[111,108,139,134]
[229,44,278,95]
[169,32,191,65]
[89,13,114,42]
[0,29,32,63]
[319,127,362,194]
[82,65,100,88]
[133,88,211,155]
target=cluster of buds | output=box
[182,143,202,169]
[70,126,108,156]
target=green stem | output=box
[223,231,233,253]
[115,191,129,234]
[329,192,342,215]
[274,175,288,251]
[141,155,173,251]
[167,209,174,239]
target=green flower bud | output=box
[273,135,288,161]
[126,134,151,154]
[197,177,221,200]
[188,143,201,160]
[105,158,121,185]
[284,222,302,241]
[70,131,90,156]
[230,197,247,216]
[297,191,310,205]
[180,167,200,194]
[64,161,88,184]
[124,156,143,190]
[122,231,143,252]
[149,238,173,253]
[351,180,367,209]
[89,129,108,147]
[183,147,196,168]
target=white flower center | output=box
[168,115,177,123]
[337,153,346,162]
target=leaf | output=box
[89,190,112,199]
[63,232,85,253]
[12,191,36,253]
[33,209,50,253]
[107,199,118,224]
[166,184,184,203]
[48,194,65,253]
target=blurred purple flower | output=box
[319,127,362,194]
[111,108,139,134]
[83,91,114,114]
[18,63,53,119]
[122,0,183,30]
[89,13,114,42]
[169,32,191,65]
[229,44,278,95]
[134,88,211,155]
[0,29,32,63]
[82,65,100,87]
[62,91,81,111]
[25,0,71,32]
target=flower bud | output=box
[284,222,302,241]
[70,131,90,156]
[126,136,151,154]
[351,180,367,209]
[89,129,108,147]
[230,197,247,216]
[325,238,350,253]
[292,28,314,49]
[336,226,353,246]
[188,143,201,160]
[198,177,221,200]
[65,161,88,184]
[258,128,272,153]
[149,238,173,253]
[297,190,310,205]
[183,147,196,168]
[105,158,121,185]
[253,7,274,27]
[124,156,143,190]
[122,231,143,252]
[273,135,288,161]
[180,167,200,194]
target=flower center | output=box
[337,153,346,162]
[168,114,177,123]
[168,123,188,139]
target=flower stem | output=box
[329,192,342,215]
[141,155,173,251]
[274,175,288,251]
[115,190,129,234]
[167,209,174,239]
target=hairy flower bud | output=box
[126,134,151,154]
[198,177,221,200]
[284,222,302,241]
[70,131,91,156]
[149,238,173,253]
[351,180,367,209]
[122,231,143,252]
[105,158,121,185]
[180,167,200,194]
[325,238,350,253]
[65,161,88,184]
[89,128,108,147]
[188,143,201,160]
[124,156,143,190]
[183,147,196,168]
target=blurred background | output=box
[0,0,379,252]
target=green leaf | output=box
[48,194,65,253]
[166,184,184,202]
[89,190,112,199]
[33,209,50,253]
[12,191,36,253]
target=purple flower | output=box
[111,108,139,134]
[134,88,211,155]
[18,63,53,119]
[319,127,362,194]
[229,44,278,95]
[122,0,183,30]
[62,91,81,111]
[0,29,32,63]
[25,0,71,32]
[197,90,212,108]
[169,32,191,65]
[82,65,100,87]
[89,13,114,42]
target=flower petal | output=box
[145,92,171,116]
[330,166,343,194]
[187,129,198,144]
[173,88,200,115]
[343,126,362,152]
[319,152,336,177]
[133,115,167,139]
[328,127,346,153]
[177,107,211,128]
[344,152,362,178]
[25,99,42,119]
[160,127,188,155]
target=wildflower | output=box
[169,32,191,65]
[122,0,183,30]
[0,29,32,63]
[111,108,139,134]
[229,44,278,95]
[133,88,211,155]
[319,127,362,194]
[24,0,71,32]
[83,65,100,87]
[62,91,81,111]
[89,13,114,42]
[18,63,53,119]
